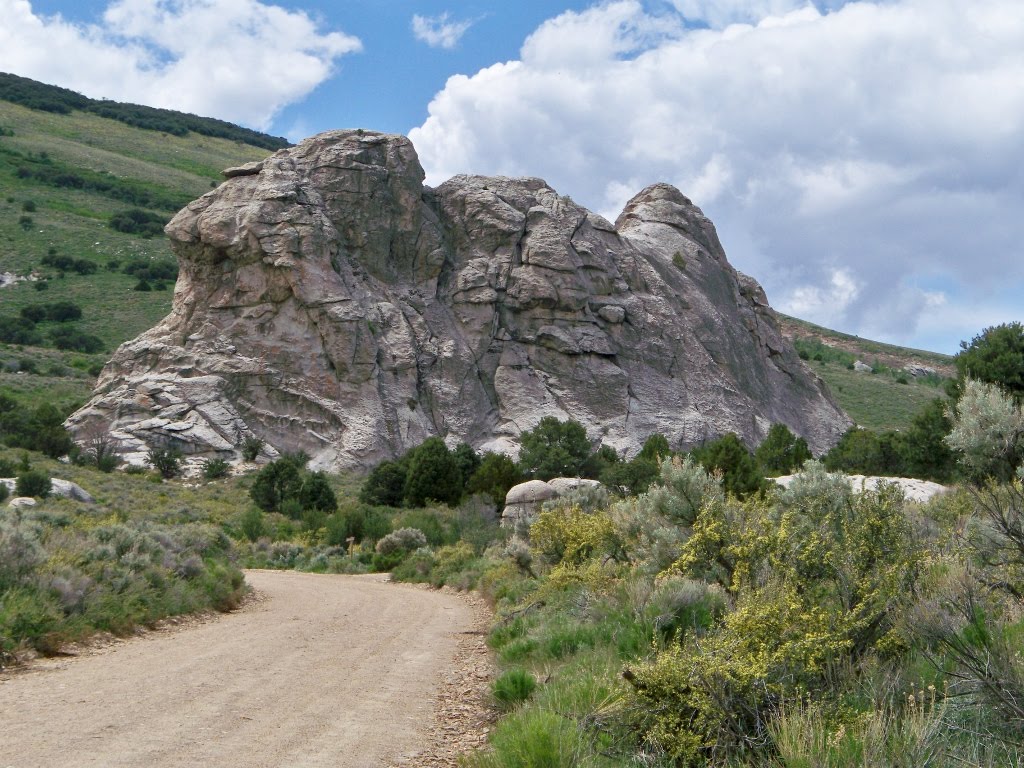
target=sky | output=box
[1,0,1021,355]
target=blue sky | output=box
[2,0,1022,355]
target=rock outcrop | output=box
[773,473,948,503]
[502,477,604,528]
[67,130,850,470]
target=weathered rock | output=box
[854,360,873,373]
[1,478,94,503]
[547,477,603,497]
[502,477,606,527]
[67,130,850,471]
[904,364,937,378]
[773,473,948,503]
[7,496,37,510]
[502,480,559,527]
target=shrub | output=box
[201,457,230,480]
[0,316,43,345]
[755,423,812,476]
[0,516,45,589]
[297,471,337,512]
[375,527,428,556]
[108,208,168,238]
[15,470,50,498]
[238,507,266,542]
[639,455,723,527]
[249,457,303,512]
[492,668,537,710]
[18,214,33,230]
[404,437,463,507]
[945,379,1024,482]
[20,305,46,324]
[518,417,592,480]
[44,301,82,322]
[50,326,104,353]
[240,436,263,461]
[359,459,407,506]
[689,433,766,497]
[0,482,7,503]
[530,505,618,566]
[148,446,182,479]
[466,452,523,505]
[956,322,1024,398]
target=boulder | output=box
[854,360,873,373]
[7,497,37,510]
[67,130,851,471]
[1,478,94,503]
[502,480,559,527]
[773,473,948,503]
[903,364,937,378]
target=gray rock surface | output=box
[7,497,37,510]
[854,360,873,373]
[67,130,850,471]
[773,473,948,503]
[502,479,560,527]
[1,478,94,503]
[903,364,937,378]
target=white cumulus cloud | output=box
[411,12,474,50]
[0,0,362,130]
[410,0,1024,351]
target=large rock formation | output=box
[67,130,850,470]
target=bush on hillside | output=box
[15,470,50,498]
[689,433,766,497]
[148,446,183,479]
[403,437,463,507]
[754,423,812,476]
[956,322,1024,398]
[465,452,523,505]
[518,417,592,480]
[359,459,407,507]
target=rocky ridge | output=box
[67,130,850,470]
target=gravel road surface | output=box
[0,570,477,768]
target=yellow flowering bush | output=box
[529,504,619,566]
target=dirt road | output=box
[0,571,482,768]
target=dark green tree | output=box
[359,460,408,507]
[755,423,812,476]
[601,456,660,495]
[955,322,1024,399]
[580,444,620,480]
[148,445,183,479]
[517,417,592,480]
[250,457,303,512]
[638,433,672,463]
[900,398,956,482]
[30,403,73,459]
[298,471,338,512]
[15,469,50,498]
[690,433,766,497]
[452,443,481,486]
[465,452,523,504]
[403,437,463,507]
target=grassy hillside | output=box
[0,77,281,413]
[777,314,954,431]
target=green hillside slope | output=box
[777,314,954,431]
[0,76,282,412]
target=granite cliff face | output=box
[67,130,850,470]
